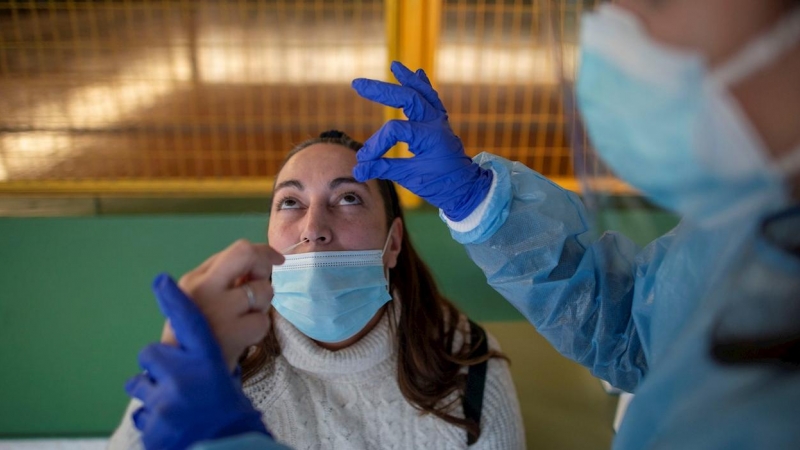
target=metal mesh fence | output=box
[437,0,597,180]
[0,0,599,194]
[0,0,385,186]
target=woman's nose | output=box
[301,206,332,246]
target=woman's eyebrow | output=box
[274,179,303,194]
[330,176,370,191]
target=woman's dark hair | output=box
[240,130,505,439]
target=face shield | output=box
[547,0,800,371]
[550,0,800,239]
[545,0,679,246]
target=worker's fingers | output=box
[356,119,446,167]
[152,274,218,356]
[137,343,185,381]
[351,78,442,123]
[390,61,448,115]
[125,373,157,406]
[353,153,421,185]
[131,406,151,432]
[356,119,416,165]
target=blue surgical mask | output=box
[271,228,394,343]
[577,5,800,227]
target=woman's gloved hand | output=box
[125,274,272,450]
[351,61,493,221]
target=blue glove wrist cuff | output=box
[442,165,494,221]
[444,153,513,244]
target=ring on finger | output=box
[242,283,256,310]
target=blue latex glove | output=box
[351,61,493,221]
[125,274,271,450]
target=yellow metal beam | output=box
[0,179,276,197]
[0,176,634,198]
[384,0,443,208]
[548,176,637,196]
[387,0,441,80]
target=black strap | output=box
[711,331,800,368]
[463,319,489,446]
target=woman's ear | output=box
[384,217,404,269]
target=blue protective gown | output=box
[190,432,292,450]
[445,153,800,449]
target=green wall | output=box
[0,209,678,436]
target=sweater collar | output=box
[273,299,398,377]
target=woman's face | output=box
[268,143,402,268]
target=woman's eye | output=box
[338,193,362,206]
[277,197,301,210]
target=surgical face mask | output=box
[577,5,800,227]
[271,225,395,343]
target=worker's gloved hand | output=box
[125,274,270,450]
[351,61,492,221]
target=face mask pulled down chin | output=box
[576,5,800,227]
[271,228,394,344]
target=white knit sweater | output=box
[108,306,526,450]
